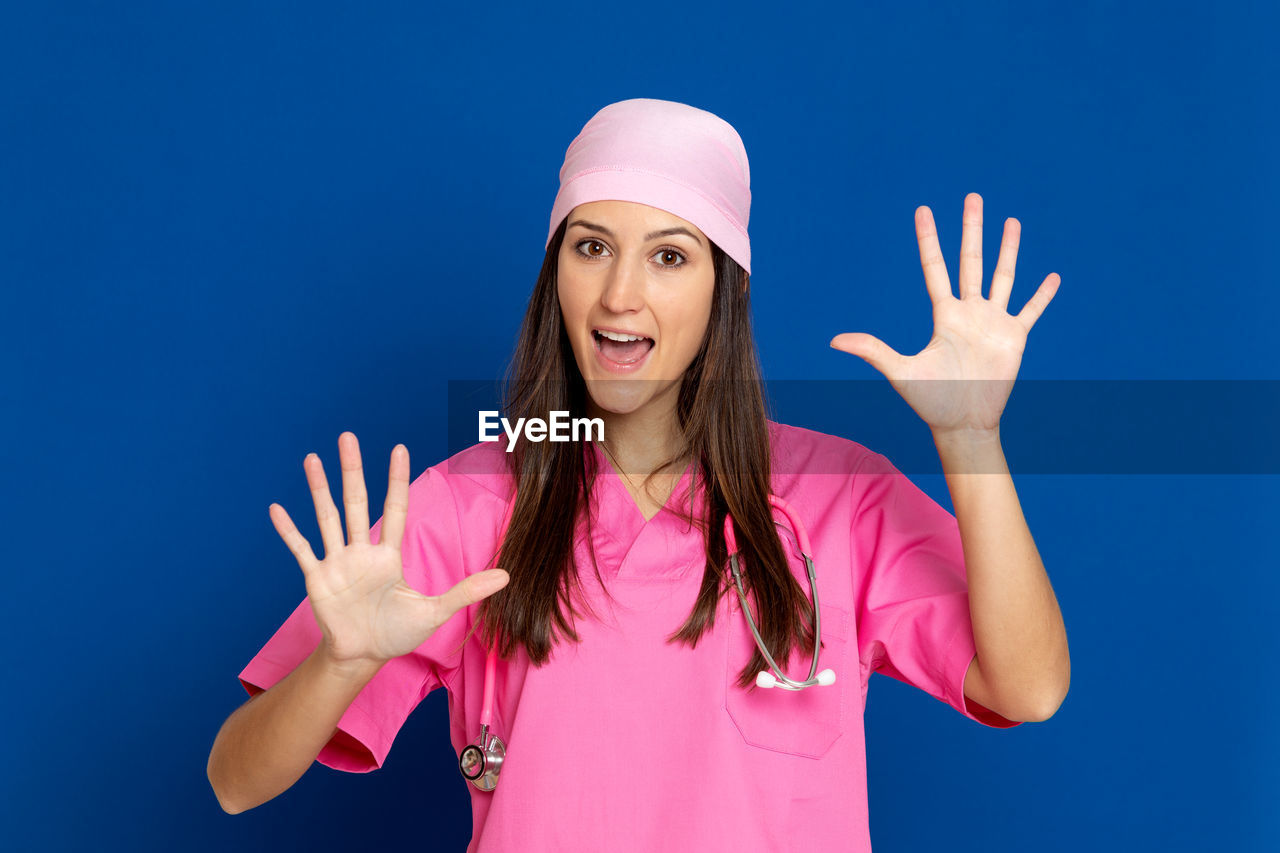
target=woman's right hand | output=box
[268,432,510,668]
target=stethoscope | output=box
[458,490,836,791]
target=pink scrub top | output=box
[238,421,1020,851]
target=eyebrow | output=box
[566,219,706,249]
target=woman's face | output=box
[557,200,716,418]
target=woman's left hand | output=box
[830,193,1060,436]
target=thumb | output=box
[432,569,511,619]
[467,568,511,600]
[829,332,902,377]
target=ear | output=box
[741,273,750,295]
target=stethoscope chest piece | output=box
[459,725,506,792]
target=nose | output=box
[599,253,646,314]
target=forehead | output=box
[566,200,707,247]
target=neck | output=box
[587,387,687,478]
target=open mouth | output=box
[592,329,655,366]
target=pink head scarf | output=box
[545,98,752,275]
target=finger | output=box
[830,332,906,379]
[304,452,346,558]
[1015,273,1061,331]
[339,432,371,545]
[268,503,320,573]
[379,444,411,553]
[989,217,1021,311]
[429,569,511,622]
[958,193,983,300]
[914,206,954,305]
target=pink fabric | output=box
[545,98,753,275]
[238,421,1020,850]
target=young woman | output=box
[208,98,1069,851]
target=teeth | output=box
[596,329,648,342]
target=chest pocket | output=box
[723,598,851,759]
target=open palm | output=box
[830,193,1060,434]
[268,433,509,666]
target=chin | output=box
[582,377,653,415]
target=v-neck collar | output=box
[591,441,695,525]
[586,442,705,580]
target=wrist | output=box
[311,644,386,684]
[932,427,1008,476]
[931,425,1001,446]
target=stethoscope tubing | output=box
[478,490,518,731]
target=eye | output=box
[652,247,687,269]
[574,239,609,259]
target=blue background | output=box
[4,1,1277,850]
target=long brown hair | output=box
[474,217,818,689]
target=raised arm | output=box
[831,193,1069,721]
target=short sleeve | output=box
[851,450,1021,729]
[237,464,474,772]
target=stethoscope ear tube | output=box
[725,495,836,691]
[728,552,835,690]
